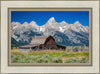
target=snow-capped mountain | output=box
[11,17,89,47]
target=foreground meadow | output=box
[11,47,89,63]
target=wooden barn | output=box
[19,35,66,52]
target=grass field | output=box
[11,48,89,63]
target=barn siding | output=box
[19,48,32,52]
[45,37,58,49]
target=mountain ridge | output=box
[11,17,89,47]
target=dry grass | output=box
[11,49,19,53]
[11,49,89,57]
[11,49,64,54]
[30,50,64,54]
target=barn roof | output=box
[30,35,52,45]
[19,44,39,48]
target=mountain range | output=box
[11,17,89,47]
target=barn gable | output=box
[45,36,56,44]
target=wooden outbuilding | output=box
[19,35,66,52]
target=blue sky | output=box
[11,11,89,26]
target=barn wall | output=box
[45,38,57,49]
[56,45,66,50]
[19,48,32,52]
[46,38,56,45]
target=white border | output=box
[1,1,99,73]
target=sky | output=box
[11,11,89,26]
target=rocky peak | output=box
[73,21,82,26]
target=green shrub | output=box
[53,57,59,63]
[43,58,49,63]
[42,54,49,58]
[64,57,89,63]
[11,54,17,63]
[72,47,79,52]
[17,58,26,63]
[52,56,63,63]
[36,58,43,63]
[58,56,63,63]
[11,50,89,63]
[80,57,89,63]
[66,47,71,52]
[21,54,26,57]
